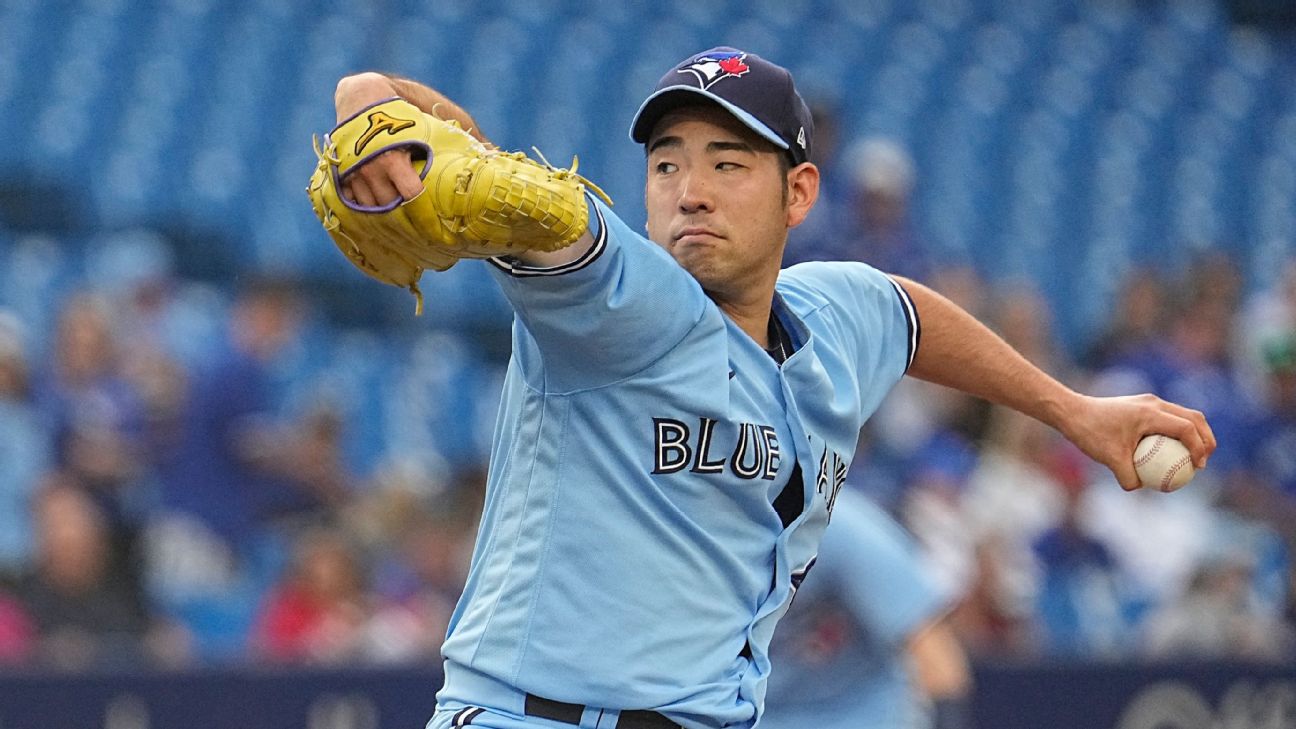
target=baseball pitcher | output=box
[308,47,1215,729]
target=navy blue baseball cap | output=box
[629,47,814,166]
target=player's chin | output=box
[684,263,733,292]
[672,249,718,278]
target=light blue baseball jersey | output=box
[759,488,949,729]
[432,198,919,729]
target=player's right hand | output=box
[1062,393,1215,491]
[333,73,426,208]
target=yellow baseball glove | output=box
[307,98,607,313]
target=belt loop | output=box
[595,708,619,729]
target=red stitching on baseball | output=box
[1135,437,1164,468]
[1161,456,1190,491]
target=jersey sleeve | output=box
[816,492,948,647]
[781,261,920,419]
[485,197,710,392]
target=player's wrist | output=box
[1037,386,1085,438]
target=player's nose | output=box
[677,171,715,214]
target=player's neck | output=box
[707,266,781,347]
[714,293,777,349]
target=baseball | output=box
[1133,434,1195,492]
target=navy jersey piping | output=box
[886,276,921,372]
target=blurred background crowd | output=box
[2,0,1296,675]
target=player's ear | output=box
[786,162,819,229]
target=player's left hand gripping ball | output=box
[307,98,605,313]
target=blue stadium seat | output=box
[0,235,79,358]
[822,0,896,30]
[0,0,1291,357]
[0,6,33,150]
[719,20,784,62]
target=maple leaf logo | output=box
[718,56,749,76]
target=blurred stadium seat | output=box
[0,0,1285,345]
[0,0,1294,501]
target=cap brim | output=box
[629,86,789,151]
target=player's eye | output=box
[716,161,744,171]
[655,161,677,174]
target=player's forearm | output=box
[897,275,1080,434]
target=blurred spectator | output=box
[0,590,33,665]
[373,477,484,658]
[252,528,370,664]
[149,278,348,571]
[84,231,205,476]
[1080,477,1217,617]
[126,347,189,469]
[1228,335,1296,543]
[1241,336,1296,494]
[143,279,353,661]
[0,311,52,582]
[961,410,1065,567]
[86,229,224,370]
[926,266,988,321]
[35,294,149,562]
[948,534,1039,658]
[903,288,1071,659]
[1031,454,1130,658]
[1084,269,1169,371]
[1237,255,1296,403]
[1142,541,1294,662]
[363,471,482,664]
[953,389,1062,661]
[361,510,462,664]
[990,285,1065,376]
[250,402,353,530]
[1183,250,1243,314]
[785,136,933,281]
[899,393,987,600]
[17,478,181,670]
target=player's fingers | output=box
[378,150,426,201]
[349,176,378,207]
[1147,410,1208,470]
[362,169,402,207]
[1112,460,1141,492]
[1161,401,1216,465]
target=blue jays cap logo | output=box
[676,51,751,90]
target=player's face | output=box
[644,107,805,298]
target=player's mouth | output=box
[673,226,723,245]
